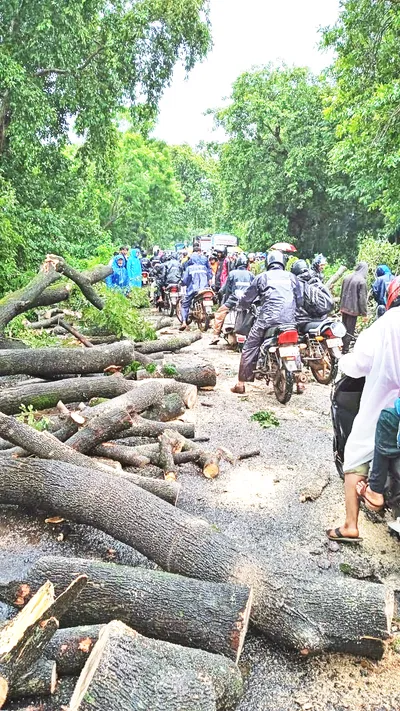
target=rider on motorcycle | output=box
[163,252,182,288]
[231,250,302,394]
[179,243,212,331]
[210,254,254,345]
[291,259,334,324]
[150,255,166,304]
[310,253,328,282]
[140,253,152,273]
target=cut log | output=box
[120,471,180,505]
[124,464,164,478]
[0,376,135,416]
[9,658,57,700]
[43,624,103,675]
[0,456,391,658]
[158,432,178,481]
[92,442,153,467]
[0,413,117,473]
[70,622,224,711]
[6,556,252,661]
[164,429,220,478]
[135,331,202,354]
[137,377,198,409]
[4,676,78,711]
[143,392,186,422]
[34,264,112,308]
[79,380,164,421]
[162,363,217,388]
[0,341,136,377]
[325,265,347,289]
[0,575,87,707]
[117,416,195,440]
[65,408,134,453]
[149,316,175,330]
[0,263,61,333]
[26,314,62,329]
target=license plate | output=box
[204,300,213,307]
[236,335,246,343]
[171,296,178,303]
[279,345,299,357]
[326,338,342,348]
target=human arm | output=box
[238,277,259,310]
[358,281,368,316]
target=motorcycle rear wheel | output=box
[175,299,183,324]
[169,303,176,317]
[198,312,211,332]
[311,345,338,385]
[273,367,294,404]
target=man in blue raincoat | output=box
[372,264,393,307]
[179,243,212,331]
[127,248,142,289]
[109,255,129,292]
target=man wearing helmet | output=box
[311,254,328,282]
[231,250,302,394]
[210,254,254,345]
[327,276,400,543]
[291,260,334,325]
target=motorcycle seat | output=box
[196,289,214,297]
[299,321,324,334]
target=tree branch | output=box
[35,45,105,78]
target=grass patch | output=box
[251,410,280,429]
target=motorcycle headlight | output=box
[330,321,346,338]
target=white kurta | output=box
[341,307,400,472]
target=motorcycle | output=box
[298,318,346,385]
[163,283,181,317]
[176,289,215,332]
[255,325,303,404]
[222,306,255,351]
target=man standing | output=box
[372,264,392,308]
[210,254,254,345]
[231,251,302,394]
[179,243,212,331]
[340,262,369,353]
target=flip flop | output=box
[358,493,385,513]
[326,527,363,543]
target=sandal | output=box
[326,527,363,543]
[356,482,385,513]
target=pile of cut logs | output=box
[0,256,395,709]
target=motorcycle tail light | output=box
[237,335,246,343]
[278,330,298,345]
[170,286,178,292]
[323,328,333,338]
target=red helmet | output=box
[386,276,400,310]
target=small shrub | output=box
[250,410,280,428]
[16,404,51,431]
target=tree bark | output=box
[57,319,94,348]
[0,575,87,707]
[158,432,179,481]
[0,457,391,658]
[35,264,112,309]
[43,625,103,675]
[6,556,251,662]
[117,416,195,440]
[136,378,198,409]
[8,659,57,700]
[164,430,220,479]
[120,472,180,505]
[0,266,61,333]
[143,392,186,422]
[135,331,202,354]
[92,442,153,467]
[65,408,134,454]
[50,255,104,310]
[69,622,222,711]
[0,376,135,416]
[160,363,217,388]
[325,265,347,289]
[0,341,136,377]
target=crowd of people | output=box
[104,241,400,542]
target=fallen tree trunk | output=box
[164,429,221,478]
[0,375,136,416]
[0,457,391,658]
[34,264,112,309]
[92,442,154,467]
[43,625,103,675]
[57,319,94,348]
[7,556,251,661]
[325,265,347,289]
[70,622,220,711]
[135,331,202,354]
[145,363,217,388]
[9,658,57,700]
[143,392,186,422]
[70,621,242,711]
[135,378,198,409]
[0,265,61,333]
[117,416,195,439]
[51,255,104,311]
[121,472,180,504]
[0,341,136,377]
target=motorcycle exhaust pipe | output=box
[297,373,307,383]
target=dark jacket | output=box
[141,257,151,272]
[238,265,302,327]
[296,272,334,323]
[340,262,368,317]
[163,258,182,285]
[182,253,212,295]
[223,267,254,309]
[372,265,392,306]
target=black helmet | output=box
[266,250,285,270]
[235,253,249,268]
[291,259,309,277]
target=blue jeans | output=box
[369,408,400,495]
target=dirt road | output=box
[1,328,400,710]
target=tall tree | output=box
[216,65,378,258]
[322,0,400,235]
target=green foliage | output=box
[215,64,381,260]
[145,363,157,374]
[4,315,60,347]
[357,237,400,285]
[16,405,51,431]
[162,364,178,376]
[128,287,150,309]
[322,1,400,232]
[83,288,156,342]
[251,410,280,429]
[123,361,143,375]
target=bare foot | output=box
[231,384,245,394]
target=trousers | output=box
[341,313,357,354]
[369,408,400,495]
[213,305,230,335]
[238,319,268,382]
[180,292,195,324]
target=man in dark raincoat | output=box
[179,243,212,330]
[231,251,302,394]
[339,262,369,353]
